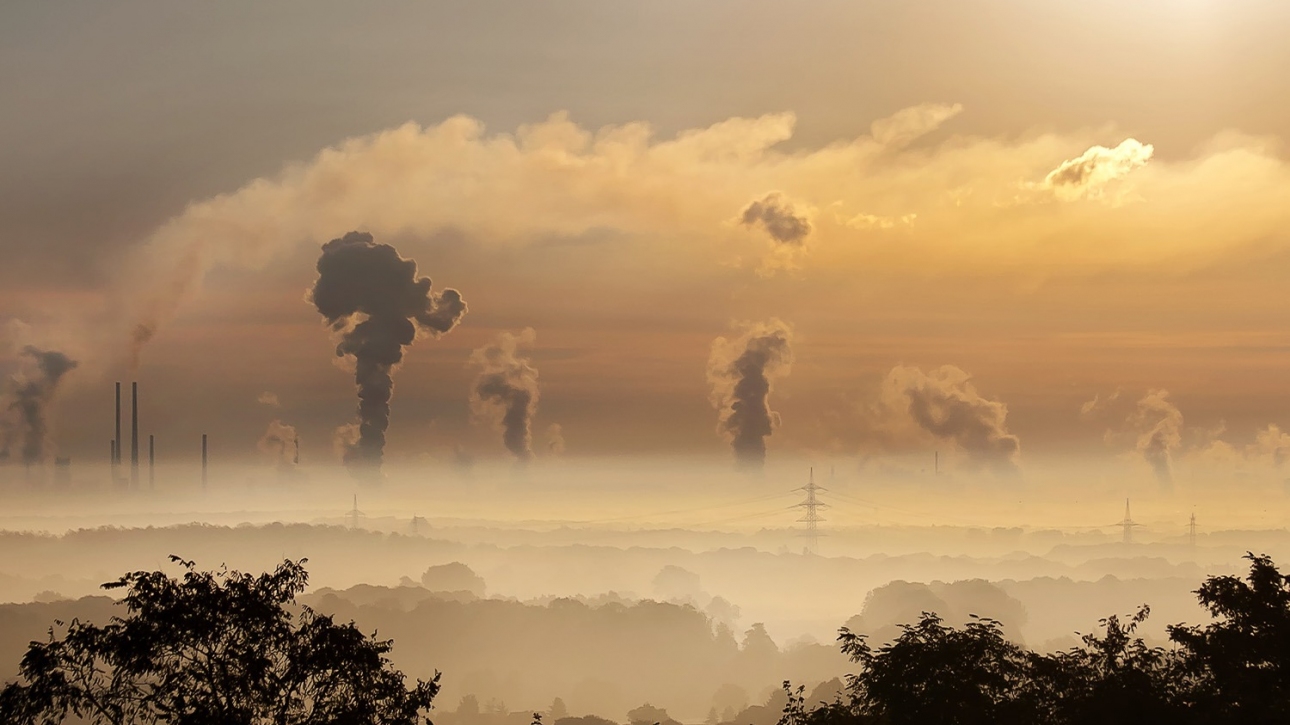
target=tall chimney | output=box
[201,434,208,488]
[114,382,121,466]
[110,440,116,467]
[148,434,155,489]
[131,382,139,487]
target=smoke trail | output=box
[707,319,794,468]
[546,423,566,456]
[1133,389,1182,488]
[310,231,467,475]
[1,347,79,465]
[257,419,299,467]
[469,329,540,462]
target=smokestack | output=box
[131,382,139,487]
[114,382,121,466]
[201,434,208,488]
[148,434,155,489]
[110,440,115,467]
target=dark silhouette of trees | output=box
[0,556,439,725]
[780,553,1290,725]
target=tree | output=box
[1169,552,1290,724]
[0,556,439,725]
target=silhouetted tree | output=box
[0,556,439,724]
[1169,552,1290,724]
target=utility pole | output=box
[795,467,829,554]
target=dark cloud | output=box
[707,319,793,468]
[880,366,1020,473]
[739,193,811,246]
[469,329,540,462]
[1,347,79,465]
[310,231,467,477]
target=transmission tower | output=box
[1188,512,1197,548]
[795,467,829,554]
[348,494,365,530]
[1119,498,1139,544]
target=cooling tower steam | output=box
[258,419,299,467]
[1,347,79,465]
[310,231,467,475]
[707,319,794,468]
[469,329,540,462]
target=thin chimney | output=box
[131,382,139,487]
[114,382,121,466]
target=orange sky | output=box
[2,0,1290,481]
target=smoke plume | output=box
[1,346,79,465]
[546,423,566,456]
[739,193,812,246]
[310,231,467,475]
[257,419,299,467]
[469,329,540,462]
[707,319,794,468]
[878,365,1021,473]
[1132,389,1182,487]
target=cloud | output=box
[739,192,812,246]
[257,391,281,408]
[875,365,1021,474]
[83,107,1290,370]
[870,103,963,148]
[469,328,540,462]
[707,319,794,468]
[1130,389,1183,488]
[1248,424,1290,467]
[1040,139,1154,201]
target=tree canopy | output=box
[0,556,439,725]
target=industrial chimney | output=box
[131,382,139,487]
[114,382,121,467]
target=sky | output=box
[3,0,1290,485]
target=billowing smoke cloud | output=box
[257,419,299,467]
[546,423,566,456]
[0,347,78,465]
[707,319,794,468]
[310,231,467,475]
[739,192,812,246]
[469,329,540,462]
[1131,389,1182,487]
[878,365,1021,473]
[1041,139,1154,201]
[257,391,281,408]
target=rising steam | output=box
[469,329,540,462]
[310,232,467,476]
[0,347,79,465]
[707,320,794,468]
[257,419,299,467]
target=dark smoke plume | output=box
[469,329,540,462]
[880,365,1021,474]
[310,231,466,475]
[707,320,794,468]
[739,193,811,245]
[1,347,78,465]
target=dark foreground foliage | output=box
[0,556,439,725]
[781,553,1290,725]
